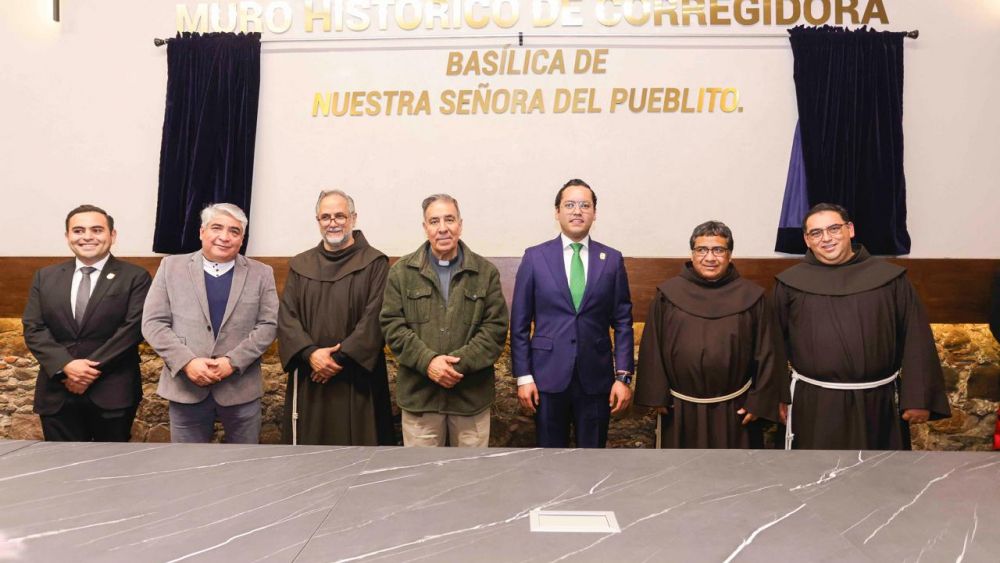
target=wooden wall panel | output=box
[1,257,996,323]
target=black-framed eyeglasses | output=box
[317,213,353,225]
[693,246,729,257]
[805,223,849,240]
[561,201,594,212]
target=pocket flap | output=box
[406,287,432,299]
[531,336,553,351]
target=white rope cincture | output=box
[291,368,300,446]
[669,378,753,404]
[784,368,899,450]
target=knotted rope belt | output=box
[657,379,754,449]
[784,368,899,450]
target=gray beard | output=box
[324,232,349,248]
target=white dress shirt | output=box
[70,255,110,318]
[203,257,236,277]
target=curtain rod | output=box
[153,29,918,47]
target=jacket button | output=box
[207,326,212,331]
[571,339,576,344]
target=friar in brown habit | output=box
[774,203,950,450]
[636,221,789,448]
[278,190,394,446]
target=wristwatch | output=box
[614,373,633,385]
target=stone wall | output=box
[1,318,997,450]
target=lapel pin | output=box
[106,273,116,280]
[599,252,606,261]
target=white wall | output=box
[1,0,998,258]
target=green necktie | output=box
[570,242,585,311]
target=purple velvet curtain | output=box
[153,32,261,254]
[775,26,911,255]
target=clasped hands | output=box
[309,344,344,383]
[62,358,101,394]
[183,356,236,387]
[427,355,463,388]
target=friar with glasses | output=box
[635,221,788,448]
[277,190,394,446]
[773,203,950,450]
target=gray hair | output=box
[689,220,734,251]
[421,193,461,218]
[200,203,248,233]
[315,189,356,215]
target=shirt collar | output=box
[75,254,110,273]
[202,256,236,277]
[561,233,590,250]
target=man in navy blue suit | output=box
[510,179,634,448]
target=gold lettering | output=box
[440,90,457,115]
[239,2,263,33]
[176,4,208,33]
[209,4,238,33]
[465,0,490,28]
[592,49,608,74]
[264,2,293,34]
[446,52,463,76]
[474,87,490,114]
[733,0,756,25]
[663,88,679,112]
[652,0,679,25]
[345,0,370,31]
[863,0,888,24]
[609,88,627,113]
[553,89,571,113]
[596,0,621,26]
[414,91,431,115]
[681,0,707,25]
[709,0,731,25]
[395,0,421,31]
[425,0,452,30]
[534,0,561,27]
[365,91,381,116]
[528,89,546,113]
[312,93,331,117]
[305,0,333,32]
[493,0,520,28]
[776,0,800,24]
[804,0,831,25]
[623,0,650,25]
[720,88,740,112]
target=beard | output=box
[324,230,350,248]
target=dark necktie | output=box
[75,266,96,326]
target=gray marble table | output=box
[0,441,996,562]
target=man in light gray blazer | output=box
[142,203,278,443]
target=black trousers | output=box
[40,395,137,442]
[536,375,610,448]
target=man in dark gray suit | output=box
[23,204,151,441]
[142,203,278,443]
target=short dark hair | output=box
[802,203,850,231]
[422,193,461,218]
[689,220,734,251]
[555,178,597,208]
[65,204,114,232]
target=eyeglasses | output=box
[560,201,594,212]
[693,246,729,257]
[805,223,848,240]
[317,213,353,225]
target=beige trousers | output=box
[401,409,490,447]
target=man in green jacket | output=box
[380,194,509,447]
